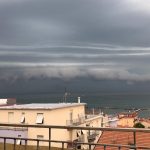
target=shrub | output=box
[133,122,145,128]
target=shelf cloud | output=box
[0,43,150,82]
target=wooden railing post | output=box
[4,138,6,150]
[25,139,27,150]
[13,138,16,150]
[37,140,39,150]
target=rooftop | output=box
[0,103,86,110]
[0,98,16,106]
[95,131,150,150]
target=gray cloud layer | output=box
[0,0,150,82]
[0,44,150,82]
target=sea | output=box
[1,92,150,118]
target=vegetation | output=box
[133,122,145,128]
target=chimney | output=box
[78,97,80,103]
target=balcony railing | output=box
[0,123,149,150]
[66,117,85,126]
[0,126,28,131]
[66,115,101,126]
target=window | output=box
[36,113,44,124]
[8,112,14,123]
[20,112,25,123]
[21,116,25,123]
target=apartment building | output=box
[0,101,106,148]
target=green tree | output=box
[133,122,145,128]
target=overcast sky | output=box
[1,0,150,95]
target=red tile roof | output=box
[95,131,150,150]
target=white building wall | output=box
[0,104,103,148]
[0,104,85,147]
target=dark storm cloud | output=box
[0,0,150,82]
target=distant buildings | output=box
[0,99,108,148]
[0,98,16,106]
[117,111,138,127]
[107,115,119,128]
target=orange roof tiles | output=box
[95,131,150,150]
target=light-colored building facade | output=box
[117,112,137,127]
[117,117,135,127]
[0,102,106,148]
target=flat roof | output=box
[0,103,86,110]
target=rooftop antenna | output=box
[62,87,71,103]
[63,87,68,103]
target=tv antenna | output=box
[63,88,71,103]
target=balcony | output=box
[0,123,149,150]
[0,126,28,131]
[66,114,102,126]
[66,117,85,126]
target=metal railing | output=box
[0,123,150,150]
[66,114,101,126]
[66,117,85,126]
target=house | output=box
[117,111,138,127]
[0,100,106,148]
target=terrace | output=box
[0,123,150,150]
